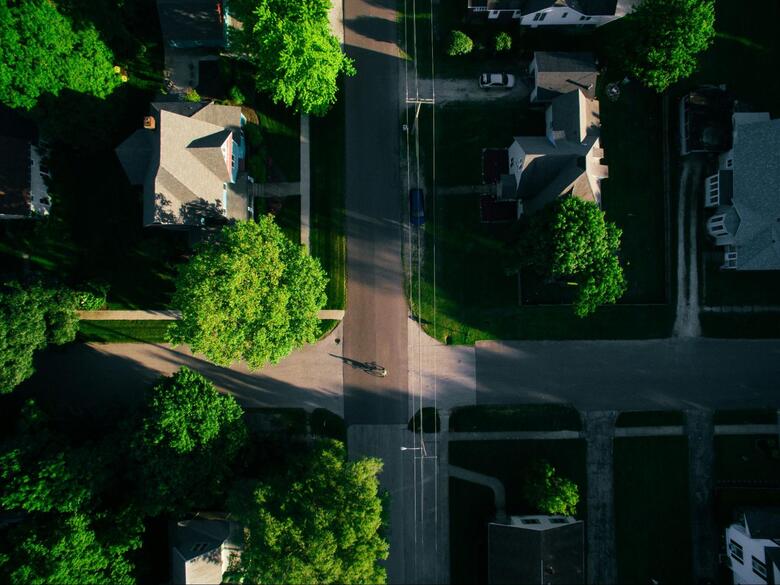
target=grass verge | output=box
[614,436,691,584]
[77,320,172,343]
[450,404,582,432]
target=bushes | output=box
[522,460,579,515]
[494,32,512,52]
[229,85,246,105]
[183,88,201,102]
[447,30,473,56]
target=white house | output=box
[704,112,780,270]
[725,509,780,585]
[0,137,51,220]
[466,0,640,27]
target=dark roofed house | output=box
[704,112,780,270]
[467,0,640,25]
[157,0,228,49]
[116,101,251,228]
[529,52,598,102]
[489,515,584,585]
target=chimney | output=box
[144,116,156,130]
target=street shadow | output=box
[345,15,398,46]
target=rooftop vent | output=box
[143,116,156,130]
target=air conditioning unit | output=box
[144,116,156,130]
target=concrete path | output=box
[300,114,311,250]
[583,411,618,585]
[78,309,345,321]
[19,324,345,416]
[686,409,717,584]
[252,182,301,198]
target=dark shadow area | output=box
[345,15,398,45]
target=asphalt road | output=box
[342,0,408,425]
[475,338,780,411]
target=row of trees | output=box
[0,368,388,584]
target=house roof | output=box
[157,0,225,47]
[533,52,598,101]
[116,102,248,226]
[488,520,584,585]
[728,116,780,270]
[470,0,638,14]
[468,0,522,9]
[742,509,780,539]
[172,518,242,585]
[0,136,32,217]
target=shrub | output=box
[495,32,512,52]
[522,460,579,516]
[447,30,474,56]
[183,88,201,102]
[229,85,246,105]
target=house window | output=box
[562,12,568,17]
[729,539,744,564]
[579,15,592,21]
[726,158,733,168]
[752,556,767,579]
[533,11,547,21]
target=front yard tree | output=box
[169,218,327,368]
[230,0,355,115]
[522,460,579,516]
[447,30,474,56]
[0,283,80,394]
[617,0,715,91]
[0,0,122,110]
[228,440,389,584]
[511,197,626,317]
[133,368,248,514]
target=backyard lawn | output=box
[613,436,691,584]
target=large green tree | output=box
[0,0,122,110]
[0,402,142,585]
[228,440,388,584]
[229,0,355,115]
[615,0,715,92]
[511,197,626,317]
[169,218,328,368]
[132,367,248,515]
[522,460,579,516]
[0,283,80,393]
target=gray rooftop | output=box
[488,521,584,585]
[742,509,780,539]
[727,116,780,269]
[532,52,598,102]
[157,0,225,48]
[116,102,249,227]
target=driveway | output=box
[475,338,780,411]
[417,76,531,104]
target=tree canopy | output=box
[228,440,388,584]
[0,0,122,110]
[0,283,80,394]
[615,0,715,92]
[132,368,248,515]
[522,460,579,516]
[169,218,328,368]
[229,0,355,115]
[511,197,627,317]
[0,402,142,585]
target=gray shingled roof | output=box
[116,102,249,227]
[0,136,32,217]
[488,521,584,585]
[729,118,780,269]
[533,52,597,101]
[742,509,780,539]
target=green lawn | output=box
[450,404,582,432]
[310,84,346,311]
[613,437,691,584]
[77,320,172,343]
[450,478,494,585]
[599,83,668,304]
[449,439,587,515]
[714,435,780,483]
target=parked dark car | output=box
[409,188,425,226]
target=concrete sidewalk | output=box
[300,114,311,250]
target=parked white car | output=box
[479,73,515,89]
